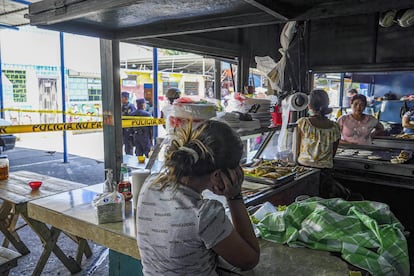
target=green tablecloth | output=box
[254,197,409,276]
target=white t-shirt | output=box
[136,175,233,275]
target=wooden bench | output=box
[0,246,21,276]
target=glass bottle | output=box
[103,168,115,193]
[0,155,9,181]
[117,163,132,201]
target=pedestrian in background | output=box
[161,87,181,133]
[347,88,358,98]
[121,91,136,155]
[341,88,358,110]
[130,98,153,157]
[146,99,154,116]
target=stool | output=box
[0,246,21,276]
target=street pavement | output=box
[2,131,111,275]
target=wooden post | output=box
[100,39,123,182]
[214,60,221,100]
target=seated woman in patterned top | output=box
[136,120,259,275]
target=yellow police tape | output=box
[122,118,165,128]
[3,108,101,118]
[0,118,165,134]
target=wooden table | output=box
[27,184,139,259]
[0,171,91,275]
[27,182,352,276]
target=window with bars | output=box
[68,77,101,102]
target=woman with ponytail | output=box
[296,90,349,198]
[136,120,259,275]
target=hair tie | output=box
[179,146,199,163]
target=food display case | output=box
[146,125,320,207]
[241,126,320,206]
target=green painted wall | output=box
[3,70,26,102]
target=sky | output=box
[0,26,155,73]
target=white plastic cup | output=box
[131,169,151,210]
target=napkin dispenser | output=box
[93,168,125,224]
[93,191,125,224]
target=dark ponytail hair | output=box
[309,89,332,116]
[156,120,243,190]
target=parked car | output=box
[0,119,16,154]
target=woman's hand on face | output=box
[215,166,244,199]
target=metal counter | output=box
[334,138,414,189]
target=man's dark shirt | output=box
[130,109,153,156]
[121,101,136,155]
[130,109,152,138]
[122,102,136,116]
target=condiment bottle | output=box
[0,155,9,180]
[117,163,132,201]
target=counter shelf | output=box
[28,180,355,275]
[335,139,414,183]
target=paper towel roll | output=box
[288,92,308,111]
[277,97,291,152]
[131,169,150,209]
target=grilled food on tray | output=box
[390,150,412,164]
[242,159,305,179]
[395,133,414,139]
[399,150,410,160]
[262,172,284,179]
